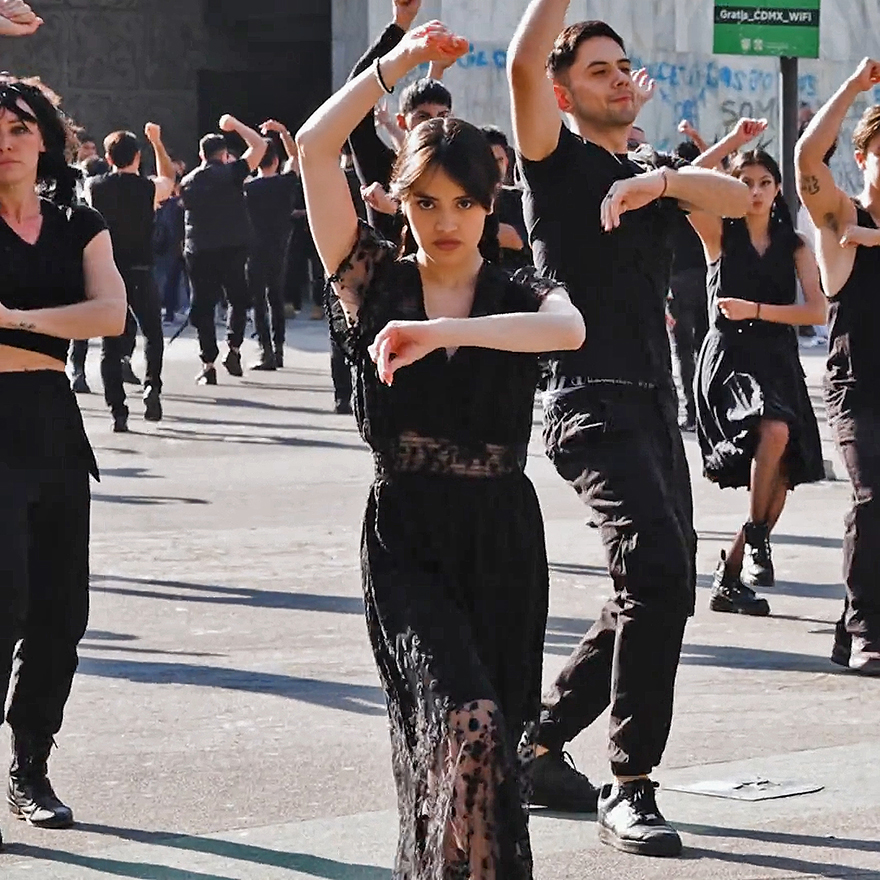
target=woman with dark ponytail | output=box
[0,6,126,850]
[689,120,826,616]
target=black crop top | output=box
[0,200,107,363]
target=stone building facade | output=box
[1,0,331,169]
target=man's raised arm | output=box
[219,115,267,172]
[346,0,420,190]
[796,59,880,232]
[507,0,567,161]
[144,122,176,208]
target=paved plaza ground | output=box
[2,319,878,879]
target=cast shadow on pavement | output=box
[9,839,388,880]
[550,557,841,600]
[674,822,880,878]
[77,823,391,878]
[92,494,210,506]
[160,394,345,420]
[542,613,835,673]
[679,642,836,674]
[159,413,354,434]
[90,575,364,614]
[99,467,163,479]
[548,562,608,579]
[150,425,363,451]
[699,530,843,550]
[76,656,386,716]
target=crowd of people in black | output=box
[2,0,880,874]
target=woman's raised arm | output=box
[295,22,467,290]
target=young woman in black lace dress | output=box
[689,135,826,616]
[295,20,584,880]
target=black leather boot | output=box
[8,733,74,829]
[742,520,775,588]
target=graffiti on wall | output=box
[438,44,880,196]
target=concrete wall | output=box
[1,0,205,167]
[345,0,880,193]
[1,0,331,170]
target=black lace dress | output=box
[695,219,823,488]
[327,223,552,879]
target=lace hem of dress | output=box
[389,690,536,879]
[374,433,527,479]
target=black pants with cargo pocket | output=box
[538,381,696,777]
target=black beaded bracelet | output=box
[374,58,394,95]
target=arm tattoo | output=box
[824,213,840,233]
[803,175,821,196]
[16,320,36,331]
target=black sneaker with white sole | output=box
[597,779,682,857]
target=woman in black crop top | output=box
[0,55,126,848]
[297,23,583,879]
[690,143,826,617]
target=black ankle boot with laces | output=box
[741,520,775,588]
[7,733,74,829]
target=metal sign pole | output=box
[779,55,800,221]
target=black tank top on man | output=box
[825,202,880,414]
[0,199,106,363]
[87,171,155,267]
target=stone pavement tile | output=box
[1,324,875,878]
[4,743,879,877]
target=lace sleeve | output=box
[325,220,397,360]
[510,266,567,312]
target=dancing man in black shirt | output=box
[87,124,175,430]
[180,116,267,385]
[244,124,298,371]
[346,0,454,240]
[797,58,880,675]
[508,0,750,856]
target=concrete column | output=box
[331,0,370,89]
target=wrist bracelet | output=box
[658,167,669,199]
[756,303,762,320]
[374,58,394,95]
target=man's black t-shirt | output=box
[244,173,297,253]
[180,158,251,254]
[519,126,684,386]
[671,211,706,276]
[87,171,155,267]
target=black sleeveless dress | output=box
[695,218,824,489]
[327,222,554,879]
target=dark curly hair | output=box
[729,149,801,254]
[0,75,82,206]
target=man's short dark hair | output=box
[399,78,452,117]
[103,130,140,168]
[480,125,509,150]
[200,133,227,161]
[547,20,626,82]
[674,140,701,163]
[259,138,278,170]
[82,155,110,178]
